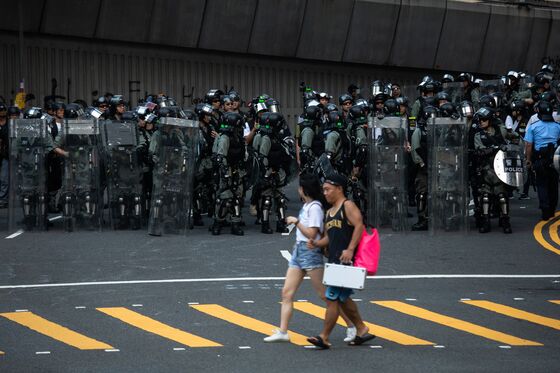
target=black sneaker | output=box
[518,194,530,200]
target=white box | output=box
[322,263,367,290]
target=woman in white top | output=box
[264,174,355,342]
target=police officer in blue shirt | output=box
[525,100,560,220]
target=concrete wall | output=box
[1,0,557,75]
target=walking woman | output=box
[264,173,355,342]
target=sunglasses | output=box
[343,102,352,105]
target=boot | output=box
[231,222,244,236]
[192,213,204,226]
[411,216,428,231]
[261,220,273,234]
[211,220,221,235]
[276,220,289,233]
[478,216,491,233]
[500,216,512,234]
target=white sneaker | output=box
[344,326,357,342]
[249,204,257,216]
[263,329,290,343]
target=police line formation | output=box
[0,65,559,236]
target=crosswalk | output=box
[0,299,558,354]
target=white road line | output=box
[132,304,143,307]
[15,309,28,312]
[513,298,525,301]
[280,250,292,261]
[499,346,512,349]
[48,215,62,222]
[370,345,383,349]
[0,274,559,290]
[35,351,51,355]
[405,298,417,301]
[105,349,120,352]
[238,346,251,349]
[173,348,186,351]
[5,230,24,239]
[434,345,446,349]
[74,306,86,309]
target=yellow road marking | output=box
[190,304,309,346]
[372,301,542,346]
[549,300,560,305]
[462,300,560,331]
[533,212,560,256]
[0,311,113,350]
[549,218,560,247]
[97,307,220,347]
[293,301,434,345]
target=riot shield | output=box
[428,117,469,234]
[148,117,198,236]
[101,120,144,230]
[8,119,49,231]
[60,119,103,232]
[367,116,408,231]
[493,146,524,187]
[280,136,298,185]
[479,79,504,96]
[442,82,463,105]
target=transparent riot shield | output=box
[442,82,463,105]
[479,79,504,96]
[428,117,469,234]
[60,119,102,232]
[367,116,408,231]
[8,119,49,232]
[101,120,144,230]
[148,117,198,236]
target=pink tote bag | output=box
[354,227,381,275]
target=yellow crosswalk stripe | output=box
[0,311,113,350]
[97,307,220,347]
[462,300,560,331]
[190,304,309,346]
[372,301,542,346]
[549,300,560,305]
[293,301,434,345]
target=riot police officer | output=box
[323,110,352,176]
[136,106,157,221]
[193,103,218,226]
[473,107,516,233]
[298,102,324,174]
[211,112,246,236]
[256,112,294,234]
[525,100,560,221]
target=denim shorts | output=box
[288,241,324,271]
[325,286,354,303]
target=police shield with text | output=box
[8,110,53,231]
[148,116,198,236]
[428,112,469,233]
[59,118,103,232]
[101,116,144,230]
[367,115,408,231]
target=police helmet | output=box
[303,105,322,121]
[422,105,438,121]
[371,80,384,96]
[228,90,241,103]
[204,89,224,104]
[181,110,197,120]
[457,73,473,83]
[510,100,525,114]
[536,100,554,121]
[339,93,353,105]
[7,106,20,117]
[460,101,474,118]
[439,103,459,119]
[396,96,409,108]
[121,111,137,121]
[325,103,338,112]
[304,99,320,109]
[303,90,317,102]
[64,103,84,119]
[110,95,126,107]
[266,98,281,113]
[54,102,66,111]
[535,72,551,87]
[435,91,450,105]
[383,99,399,116]
[325,110,346,131]
[348,105,368,124]
[539,91,557,104]
[474,107,493,122]
[317,92,331,101]
[263,112,285,131]
[491,92,504,109]
[23,107,43,119]
[479,95,497,110]
[221,95,233,105]
[158,106,180,118]
[217,112,242,134]
[0,102,7,113]
[442,74,454,83]
[95,96,109,108]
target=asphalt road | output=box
[0,183,559,373]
